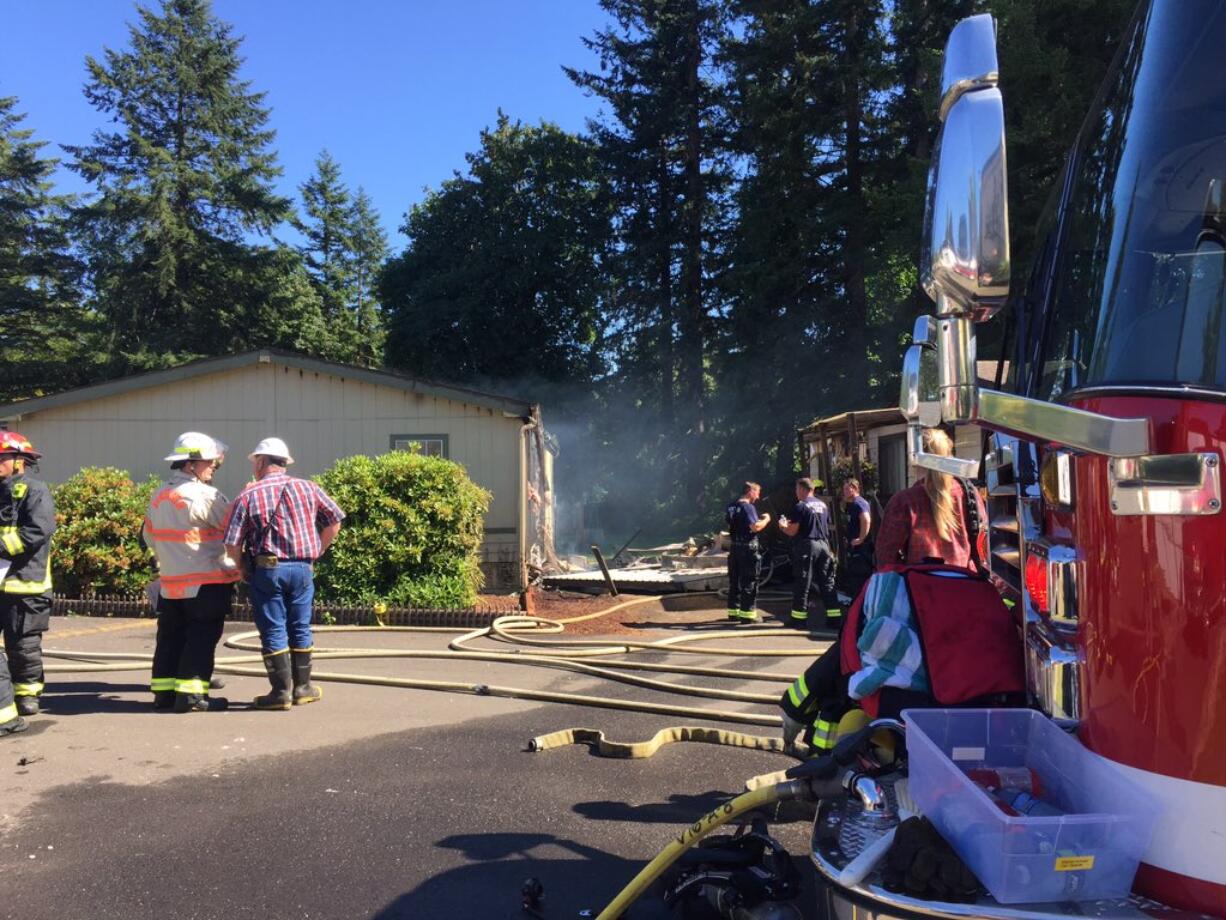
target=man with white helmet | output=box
[143,432,240,712]
[224,438,344,711]
[0,431,56,732]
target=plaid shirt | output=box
[224,473,344,561]
[875,480,985,571]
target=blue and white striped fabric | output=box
[847,571,930,700]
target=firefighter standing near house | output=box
[224,438,344,711]
[144,433,241,712]
[778,477,840,629]
[0,432,55,732]
[725,481,771,622]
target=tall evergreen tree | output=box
[568,0,728,518]
[0,95,98,401]
[349,186,389,367]
[65,0,326,366]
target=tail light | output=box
[1024,540,1082,628]
[1025,552,1049,613]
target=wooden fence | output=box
[50,593,519,629]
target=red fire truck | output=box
[814,1,1226,917]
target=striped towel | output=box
[847,571,930,700]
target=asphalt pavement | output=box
[0,608,831,920]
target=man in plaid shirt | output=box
[224,437,344,711]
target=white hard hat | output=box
[248,437,294,464]
[164,432,227,464]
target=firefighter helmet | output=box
[0,431,41,461]
[163,432,227,464]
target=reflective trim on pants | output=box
[150,677,177,692]
[808,718,837,751]
[790,609,808,620]
[1,570,52,594]
[826,608,842,619]
[175,678,207,696]
[0,702,16,724]
[13,681,43,697]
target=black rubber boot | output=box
[153,691,176,710]
[291,650,323,706]
[0,716,28,737]
[174,693,229,713]
[209,677,226,690]
[255,652,293,711]
[15,697,39,717]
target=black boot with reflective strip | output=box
[15,695,38,716]
[291,649,323,706]
[173,677,228,713]
[255,650,293,711]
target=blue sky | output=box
[0,0,608,245]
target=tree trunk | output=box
[842,1,870,402]
[656,141,675,427]
[680,0,707,500]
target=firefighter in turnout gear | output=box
[143,433,241,712]
[0,432,56,726]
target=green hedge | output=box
[51,467,159,596]
[312,452,491,608]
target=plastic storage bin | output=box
[903,708,1158,904]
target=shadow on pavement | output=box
[371,831,674,920]
[42,682,152,715]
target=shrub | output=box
[313,452,491,608]
[830,456,877,494]
[51,467,159,596]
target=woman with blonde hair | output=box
[874,428,986,571]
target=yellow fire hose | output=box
[43,595,841,919]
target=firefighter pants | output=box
[841,547,875,607]
[0,593,51,700]
[780,643,852,752]
[726,542,761,612]
[791,539,839,622]
[151,582,232,698]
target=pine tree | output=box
[568,0,728,520]
[64,0,321,364]
[0,95,98,401]
[349,186,389,367]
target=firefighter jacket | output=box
[0,472,56,596]
[143,472,240,599]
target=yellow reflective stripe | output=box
[2,573,53,594]
[0,527,23,555]
[11,483,26,499]
[263,648,290,658]
[0,702,16,724]
[290,647,313,653]
[796,674,810,700]
[787,684,802,708]
[790,610,808,620]
[150,677,177,692]
[175,678,207,695]
[13,682,43,696]
[826,608,841,618]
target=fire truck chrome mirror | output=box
[939,14,999,121]
[911,315,938,349]
[1108,452,1222,516]
[922,86,1011,322]
[899,345,941,428]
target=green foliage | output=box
[51,468,159,597]
[312,452,491,608]
[381,114,611,386]
[295,151,389,366]
[830,457,877,495]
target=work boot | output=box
[0,716,28,737]
[291,650,323,706]
[153,690,176,710]
[174,693,229,713]
[736,609,760,623]
[788,611,809,629]
[209,676,226,690]
[15,697,39,717]
[255,651,293,711]
[726,608,740,621]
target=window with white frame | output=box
[389,434,449,458]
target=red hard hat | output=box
[0,431,41,461]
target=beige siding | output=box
[10,358,528,588]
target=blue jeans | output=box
[248,562,315,653]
